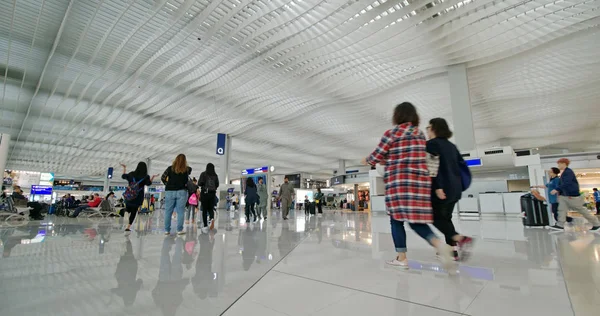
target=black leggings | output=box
[125,205,138,225]
[201,193,216,227]
[432,200,459,246]
[245,203,256,220]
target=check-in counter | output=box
[479,192,527,215]
[371,195,386,213]
[479,193,505,214]
[502,192,526,214]
[457,197,479,215]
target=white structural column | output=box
[103,168,110,194]
[448,64,476,151]
[219,135,232,187]
[338,159,345,175]
[0,134,10,174]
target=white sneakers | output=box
[386,258,409,269]
[201,226,209,234]
[435,243,457,274]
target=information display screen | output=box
[296,189,314,203]
[31,185,53,195]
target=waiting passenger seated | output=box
[70,193,102,218]
[11,186,28,207]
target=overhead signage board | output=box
[330,175,345,185]
[39,173,55,185]
[216,133,227,156]
[31,185,53,195]
[465,158,483,167]
[227,188,234,193]
[241,166,269,175]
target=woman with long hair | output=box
[120,162,157,232]
[198,163,219,233]
[244,177,258,223]
[161,154,192,235]
[426,118,474,261]
[362,102,454,271]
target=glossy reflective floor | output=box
[0,209,598,316]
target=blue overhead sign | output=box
[31,185,53,195]
[216,133,226,156]
[107,167,113,179]
[241,166,269,175]
[465,158,483,167]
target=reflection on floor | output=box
[0,210,597,316]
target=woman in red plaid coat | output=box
[363,102,454,271]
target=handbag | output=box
[188,193,198,206]
[426,153,440,177]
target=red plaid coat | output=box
[366,123,433,223]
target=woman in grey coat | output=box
[257,177,268,220]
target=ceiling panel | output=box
[1,0,599,179]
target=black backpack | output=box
[204,174,217,192]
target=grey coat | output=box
[257,183,268,207]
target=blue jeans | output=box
[165,190,187,233]
[390,216,436,253]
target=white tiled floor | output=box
[0,209,598,315]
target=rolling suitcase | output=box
[521,193,549,227]
[309,202,316,215]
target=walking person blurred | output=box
[278,177,294,220]
[314,188,324,215]
[425,118,474,261]
[185,178,199,225]
[362,102,454,271]
[244,178,258,223]
[257,177,268,220]
[161,154,192,235]
[550,158,600,231]
[120,162,156,233]
[533,167,572,223]
[594,188,600,215]
[199,163,219,233]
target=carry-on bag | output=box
[309,202,316,215]
[521,193,549,227]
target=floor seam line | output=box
[554,235,577,316]
[271,269,464,315]
[218,232,311,316]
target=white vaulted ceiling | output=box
[1,0,599,179]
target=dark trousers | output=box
[245,203,256,220]
[432,200,459,246]
[71,205,89,217]
[201,193,216,227]
[317,202,323,214]
[125,205,138,225]
[552,203,573,223]
[596,202,600,215]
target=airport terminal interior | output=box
[1,0,600,315]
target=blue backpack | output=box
[459,161,472,191]
[123,177,145,201]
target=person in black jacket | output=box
[244,177,258,223]
[426,118,474,261]
[120,162,157,232]
[198,163,219,233]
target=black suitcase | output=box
[309,202,316,215]
[521,193,549,227]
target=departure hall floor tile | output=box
[1,209,597,316]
